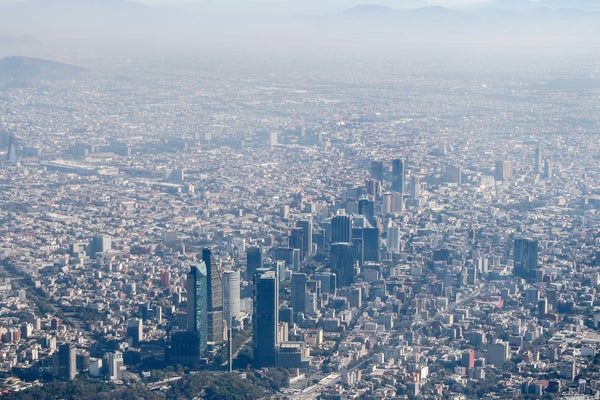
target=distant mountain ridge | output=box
[0,56,84,89]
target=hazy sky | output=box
[136,0,487,6]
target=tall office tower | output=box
[222,270,241,323]
[126,318,143,346]
[107,351,124,381]
[387,225,401,254]
[253,270,279,368]
[487,340,510,366]
[331,242,356,287]
[370,160,384,182]
[56,343,77,380]
[89,234,111,257]
[364,179,381,200]
[382,192,404,214]
[513,238,539,281]
[186,261,207,354]
[161,269,171,288]
[291,273,308,317]
[534,145,542,174]
[443,165,462,185]
[296,219,313,259]
[246,245,263,281]
[543,158,551,179]
[362,227,380,262]
[494,160,512,182]
[410,175,421,200]
[314,271,336,294]
[202,249,223,343]
[6,135,16,161]
[289,228,305,260]
[358,198,375,227]
[331,215,352,243]
[391,158,405,194]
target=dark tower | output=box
[370,160,384,182]
[358,198,375,227]
[186,262,207,353]
[392,158,405,194]
[513,238,539,281]
[291,272,308,317]
[56,343,76,380]
[331,215,351,244]
[331,242,356,287]
[289,228,305,260]
[202,248,224,343]
[246,245,263,282]
[253,270,279,368]
[296,219,313,259]
[534,145,542,175]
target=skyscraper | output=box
[202,248,224,343]
[246,245,263,281]
[126,318,143,346]
[513,238,539,281]
[392,158,405,194]
[223,270,241,323]
[289,228,305,260]
[331,242,356,287]
[186,261,207,353]
[534,145,542,175]
[56,343,76,380]
[370,160,384,182]
[358,198,375,226]
[495,160,512,182]
[331,215,352,243]
[296,219,313,259]
[253,269,279,368]
[291,272,308,317]
[410,175,421,200]
[362,227,380,262]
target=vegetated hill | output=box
[0,56,84,89]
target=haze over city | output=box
[0,0,598,399]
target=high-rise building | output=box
[364,178,381,200]
[382,192,404,214]
[513,238,539,280]
[55,343,77,380]
[387,225,401,254]
[358,198,375,226]
[6,135,17,161]
[246,245,263,281]
[89,234,111,257]
[202,249,224,343]
[253,270,279,368]
[362,227,380,262]
[495,160,512,182]
[392,158,405,194]
[410,175,421,199]
[331,215,352,243]
[331,242,356,287]
[107,351,124,381]
[126,318,143,346]
[289,228,305,260]
[160,269,171,288]
[543,158,551,179]
[534,145,542,175]
[487,340,510,366]
[370,160,384,182]
[296,219,313,259]
[186,261,207,353]
[222,270,241,323]
[314,271,336,294]
[291,273,308,317]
